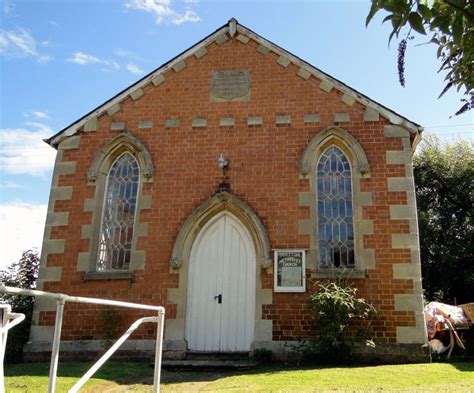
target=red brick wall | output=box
[41,36,416,344]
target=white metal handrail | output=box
[0,285,165,393]
[69,316,159,393]
[1,304,26,393]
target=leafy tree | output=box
[366,0,474,115]
[0,250,40,362]
[414,136,473,304]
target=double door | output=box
[185,213,256,351]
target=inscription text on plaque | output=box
[210,70,251,102]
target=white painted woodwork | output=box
[186,212,256,351]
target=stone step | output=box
[185,351,250,361]
[161,359,258,371]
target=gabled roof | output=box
[46,18,423,148]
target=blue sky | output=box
[0,0,472,268]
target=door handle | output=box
[214,294,222,304]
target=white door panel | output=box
[186,213,255,351]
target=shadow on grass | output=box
[163,361,474,386]
[5,361,153,386]
[6,360,474,389]
[162,363,363,385]
[450,362,474,373]
[4,361,345,388]
[431,347,474,372]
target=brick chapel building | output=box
[29,19,428,361]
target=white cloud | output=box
[126,63,144,75]
[0,202,46,269]
[68,51,121,72]
[0,181,22,189]
[68,51,101,65]
[38,54,52,63]
[115,50,144,73]
[0,122,56,176]
[102,60,120,72]
[125,0,201,25]
[0,27,51,62]
[172,9,200,25]
[7,29,36,56]
[114,48,140,59]
[0,34,8,52]
[31,111,50,120]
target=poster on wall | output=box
[274,249,306,292]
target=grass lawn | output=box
[4,361,474,392]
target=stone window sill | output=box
[311,268,367,279]
[83,271,133,281]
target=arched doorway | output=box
[165,192,273,354]
[185,212,256,351]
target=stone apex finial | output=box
[228,18,238,37]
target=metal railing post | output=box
[0,304,25,393]
[153,310,165,393]
[0,305,7,393]
[48,298,65,393]
[0,286,165,392]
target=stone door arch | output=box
[164,192,273,353]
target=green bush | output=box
[98,307,125,349]
[305,279,376,363]
[414,136,474,304]
[0,250,39,363]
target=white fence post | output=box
[0,304,26,393]
[48,298,65,393]
[153,309,165,393]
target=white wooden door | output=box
[186,212,256,352]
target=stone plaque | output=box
[210,70,250,102]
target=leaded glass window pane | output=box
[317,146,355,268]
[97,153,139,271]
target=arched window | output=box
[299,126,372,276]
[97,152,140,271]
[82,132,153,277]
[316,146,355,269]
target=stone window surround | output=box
[164,191,273,353]
[80,131,153,279]
[298,126,374,278]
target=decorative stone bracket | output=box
[170,257,182,270]
[259,257,272,269]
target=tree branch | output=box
[442,0,474,19]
